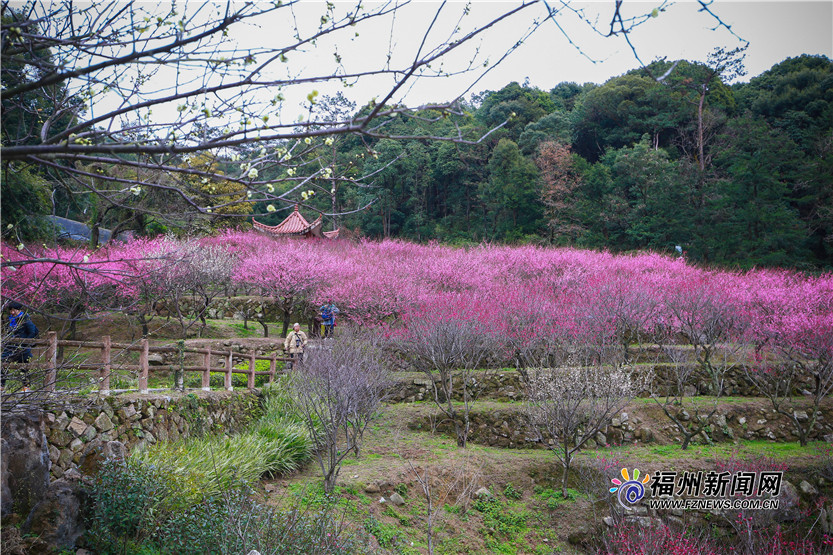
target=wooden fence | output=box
[2,331,292,395]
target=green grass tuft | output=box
[131,378,312,498]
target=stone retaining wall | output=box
[387,364,815,403]
[387,371,525,403]
[411,403,833,449]
[41,390,262,480]
[1,390,263,552]
[155,296,283,322]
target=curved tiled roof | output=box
[252,205,338,239]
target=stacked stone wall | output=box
[409,403,833,449]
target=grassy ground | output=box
[20,314,830,553]
[259,401,830,554]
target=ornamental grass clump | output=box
[132,433,303,499]
[251,417,313,471]
[132,380,312,497]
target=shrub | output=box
[87,459,366,554]
[86,458,212,553]
[472,496,528,545]
[503,483,522,500]
[394,483,409,498]
[290,328,390,493]
[364,515,401,549]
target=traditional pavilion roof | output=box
[252,205,338,239]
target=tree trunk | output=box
[138,313,150,338]
[324,467,339,494]
[697,87,706,173]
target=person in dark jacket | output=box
[2,301,39,391]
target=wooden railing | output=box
[2,331,292,395]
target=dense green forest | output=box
[297,53,828,271]
[326,54,833,270]
[4,54,832,270]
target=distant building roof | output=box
[252,205,337,239]
[46,215,132,243]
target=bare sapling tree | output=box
[575,453,624,525]
[396,314,499,448]
[745,316,833,446]
[523,313,649,498]
[406,454,481,555]
[526,366,645,499]
[290,327,391,494]
[654,282,750,449]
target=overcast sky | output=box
[511,1,831,83]
[53,1,831,129]
[234,0,832,113]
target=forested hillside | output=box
[326,54,832,270]
[6,54,832,270]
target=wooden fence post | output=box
[247,352,256,390]
[44,331,57,393]
[139,339,149,394]
[269,352,277,384]
[174,340,185,392]
[225,350,233,391]
[202,350,211,391]
[100,335,111,395]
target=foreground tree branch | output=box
[2,0,679,225]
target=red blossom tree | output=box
[536,141,583,243]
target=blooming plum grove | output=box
[3,233,832,362]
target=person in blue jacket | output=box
[2,301,39,392]
[319,300,340,339]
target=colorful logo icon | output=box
[610,468,650,508]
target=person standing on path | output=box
[319,300,340,339]
[283,322,308,370]
[2,301,39,392]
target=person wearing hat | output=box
[2,301,39,392]
[283,322,308,370]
